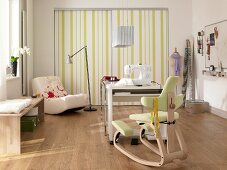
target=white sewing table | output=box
[100,81,162,143]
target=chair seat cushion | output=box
[129,111,179,123]
[44,93,88,114]
[112,120,133,137]
[0,99,32,114]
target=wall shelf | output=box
[202,70,227,77]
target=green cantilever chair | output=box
[112,76,188,167]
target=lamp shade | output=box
[112,26,134,48]
[66,55,73,64]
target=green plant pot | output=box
[11,61,17,77]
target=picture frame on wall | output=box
[205,19,227,68]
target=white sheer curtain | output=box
[0,0,9,101]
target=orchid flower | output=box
[20,46,31,56]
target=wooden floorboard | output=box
[0,106,227,170]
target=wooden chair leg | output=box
[113,130,165,167]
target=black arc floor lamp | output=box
[66,46,97,112]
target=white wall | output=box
[33,0,192,77]
[192,0,227,115]
[9,0,19,56]
[26,0,33,95]
[0,0,9,100]
[5,0,23,99]
[7,78,21,99]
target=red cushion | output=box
[42,83,68,99]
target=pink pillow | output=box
[42,83,68,99]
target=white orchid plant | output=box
[19,46,31,56]
[10,46,31,62]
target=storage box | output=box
[21,116,38,132]
[24,107,40,124]
[21,107,39,132]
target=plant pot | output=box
[11,61,18,77]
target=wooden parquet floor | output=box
[0,106,227,170]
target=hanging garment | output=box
[170,48,181,76]
[182,39,193,106]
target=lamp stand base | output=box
[84,106,97,112]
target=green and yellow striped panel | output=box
[112,9,168,86]
[55,10,111,105]
[55,9,168,105]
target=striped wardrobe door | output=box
[55,9,168,105]
[112,9,168,85]
[55,10,112,105]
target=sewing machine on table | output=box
[115,64,152,86]
[100,64,163,142]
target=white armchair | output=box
[32,76,88,114]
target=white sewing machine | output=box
[115,64,152,86]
